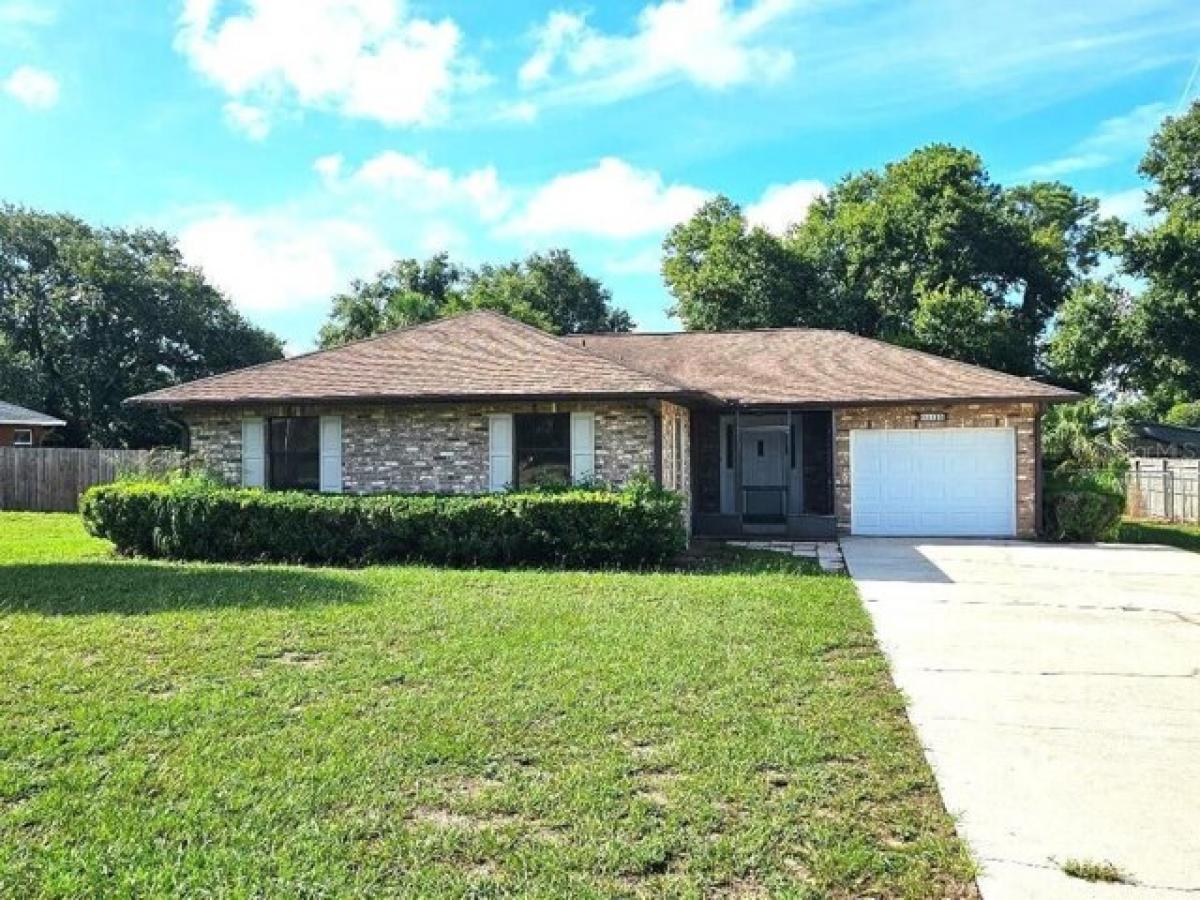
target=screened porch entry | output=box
[691,409,836,539]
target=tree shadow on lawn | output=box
[0,562,366,616]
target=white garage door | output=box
[851,428,1016,537]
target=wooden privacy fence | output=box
[0,447,183,512]
[1126,458,1200,523]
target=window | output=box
[267,417,319,491]
[13,428,33,447]
[515,413,570,488]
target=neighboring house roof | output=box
[0,400,66,427]
[127,310,1081,409]
[127,311,692,406]
[1130,421,1200,447]
[563,329,1079,406]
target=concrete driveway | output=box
[842,538,1200,899]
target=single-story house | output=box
[0,401,65,447]
[1128,421,1200,459]
[128,310,1079,539]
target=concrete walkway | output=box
[842,538,1200,899]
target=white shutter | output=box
[488,414,513,492]
[319,415,343,493]
[571,411,596,484]
[241,417,265,488]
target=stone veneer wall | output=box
[183,400,657,493]
[833,401,1041,538]
[659,401,692,533]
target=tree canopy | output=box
[0,205,282,447]
[1120,102,1200,407]
[318,249,632,349]
[663,144,1119,377]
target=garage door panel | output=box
[851,428,1016,537]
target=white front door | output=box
[850,428,1016,537]
[741,428,788,520]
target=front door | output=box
[740,429,788,522]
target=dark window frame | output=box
[267,416,320,491]
[514,412,571,488]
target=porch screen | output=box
[801,411,833,515]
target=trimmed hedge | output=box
[80,479,687,568]
[1043,470,1126,542]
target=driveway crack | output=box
[915,666,1200,680]
[981,856,1200,893]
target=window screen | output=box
[515,413,570,488]
[268,417,320,491]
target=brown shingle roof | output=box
[128,311,690,406]
[128,311,1080,408]
[562,329,1080,406]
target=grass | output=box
[0,513,974,898]
[1059,858,1132,884]
[1118,518,1200,554]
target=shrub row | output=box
[80,479,687,568]
[1043,469,1126,542]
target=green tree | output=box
[1164,401,1200,428]
[459,249,633,334]
[0,204,283,447]
[1042,399,1129,473]
[1045,279,1134,393]
[909,283,1025,369]
[787,146,1115,372]
[662,197,812,331]
[664,146,1117,376]
[318,249,632,348]
[318,254,465,348]
[1122,101,1200,405]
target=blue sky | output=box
[2,0,1199,353]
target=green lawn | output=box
[1119,518,1200,554]
[0,513,975,898]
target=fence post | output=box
[1165,467,1174,522]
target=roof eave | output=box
[698,391,1082,409]
[125,389,712,408]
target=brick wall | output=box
[0,424,55,446]
[833,401,1040,538]
[183,400,657,493]
[659,401,692,533]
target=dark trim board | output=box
[693,513,837,540]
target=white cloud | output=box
[494,99,539,123]
[178,208,392,314]
[418,221,471,256]
[503,157,710,239]
[331,151,512,222]
[3,65,58,108]
[176,0,471,130]
[519,11,587,87]
[313,153,344,182]
[1097,187,1151,226]
[0,1,56,28]
[222,100,270,140]
[746,179,826,234]
[1024,102,1170,178]
[519,0,796,105]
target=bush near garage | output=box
[80,476,686,568]
[1043,469,1126,542]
